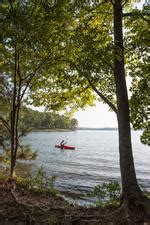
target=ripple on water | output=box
[22,130,150,196]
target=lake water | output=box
[22,130,150,198]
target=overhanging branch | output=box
[67,60,117,114]
[123,12,149,19]
[20,53,53,101]
[87,77,118,114]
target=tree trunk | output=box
[10,47,17,178]
[113,1,150,219]
[10,49,21,178]
[10,95,18,178]
[10,104,20,178]
[113,0,142,199]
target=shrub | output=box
[17,166,58,195]
[90,181,121,208]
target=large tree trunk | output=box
[113,0,150,220]
[113,0,141,198]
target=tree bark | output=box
[113,0,142,199]
[10,47,17,178]
[112,2,150,219]
[10,46,21,178]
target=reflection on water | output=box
[20,130,150,196]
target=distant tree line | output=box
[0,106,78,171]
[20,107,78,130]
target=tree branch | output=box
[122,0,128,8]
[99,56,114,70]
[87,77,118,114]
[78,85,90,95]
[20,53,53,101]
[8,0,14,11]
[0,117,11,133]
[123,12,149,18]
[66,59,117,113]
[110,0,115,6]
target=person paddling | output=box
[60,140,67,149]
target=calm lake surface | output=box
[22,130,150,196]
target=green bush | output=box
[90,181,121,208]
[17,166,58,195]
[0,171,8,180]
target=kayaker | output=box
[60,140,67,149]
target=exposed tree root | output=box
[0,182,150,225]
[106,195,150,224]
[10,187,47,213]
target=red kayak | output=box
[55,145,75,150]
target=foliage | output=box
[0,148,10,171]
[1,2,149,209]
[124,11,149,145]
[29,2,116,114]
[20,107,78,130]
[89,182,121,208]
[130,77,149,145]
[1,0,83,176]
[0,74,12,115]
[1,0,72,176]
[0,145,37,171]
[17,167,58,195]
[0,172,8,181]
[71,118,78,130]
[16,145,38,160]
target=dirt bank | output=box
[0,180,149,225]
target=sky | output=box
[74,102,117,128]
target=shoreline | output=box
[0,179,149,224]
[26,128,140,132]
[31,128,75,132]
